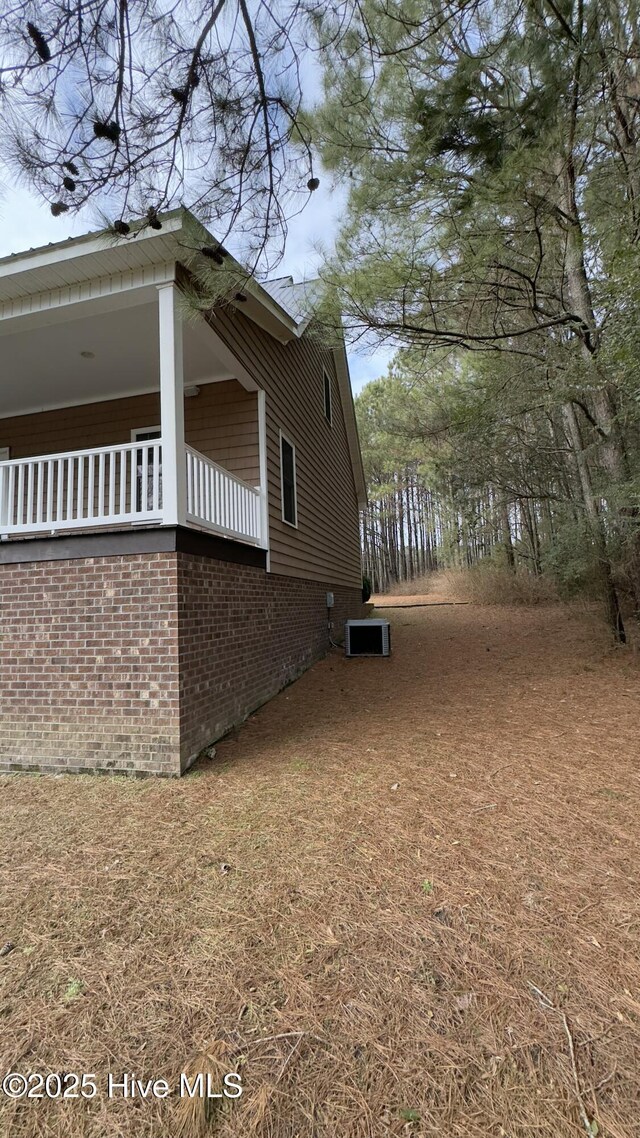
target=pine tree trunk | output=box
[500,497,516,572]
[562,402,626,642]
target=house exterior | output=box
[0,210,366,776]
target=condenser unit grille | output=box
[345,619,391,657]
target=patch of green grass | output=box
[399,1107,421,1123]
[63,979,84,1002]
[421,879,434,895]
[290,760,309,772]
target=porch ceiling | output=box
[0,292,234,419]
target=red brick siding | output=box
[177,553,363,770]
[0,554,181,776]
[0,551,363,776]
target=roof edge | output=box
[0,206,311,344]
[0,209,185,278]
[332,339,367,509]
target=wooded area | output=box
[355,357,636,622]
[359,462,540,594]
[312,0,640,642]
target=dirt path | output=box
[1,602,639,1137]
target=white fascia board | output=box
[0,212,184,281]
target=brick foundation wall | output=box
[0,554,182,776]
[178,553,364,770]
[0,543,364,776]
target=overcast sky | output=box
[0,178,393,394]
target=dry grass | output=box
[382,573,440,597]
[1,599,640,1137]
[441,565,559,605]
[380,566,555,605]
[384,566,558,605]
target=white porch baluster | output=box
[184,446,262,544]
[0,441,164,537]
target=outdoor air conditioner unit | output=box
[345,619,391,657]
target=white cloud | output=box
[0,184,87,257]
[274,181,395,393]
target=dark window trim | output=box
[279,430,298,528]
[323,367,332,425]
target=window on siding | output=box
[280,433,297,527]
[323,368,332,424]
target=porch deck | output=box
[0,439,265,547]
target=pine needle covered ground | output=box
[1,599,639,1137]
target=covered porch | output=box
[0,435,264,546]
[0,275,268,549]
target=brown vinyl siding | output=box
[185,381,259,485]
[209,308,362,588]
[0,380,259,485]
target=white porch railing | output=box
[185,445,262,545]
[0,440,264,547]
[0,440,163,535]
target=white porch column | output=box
[257,388,270,566]
[157,282,186,527]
